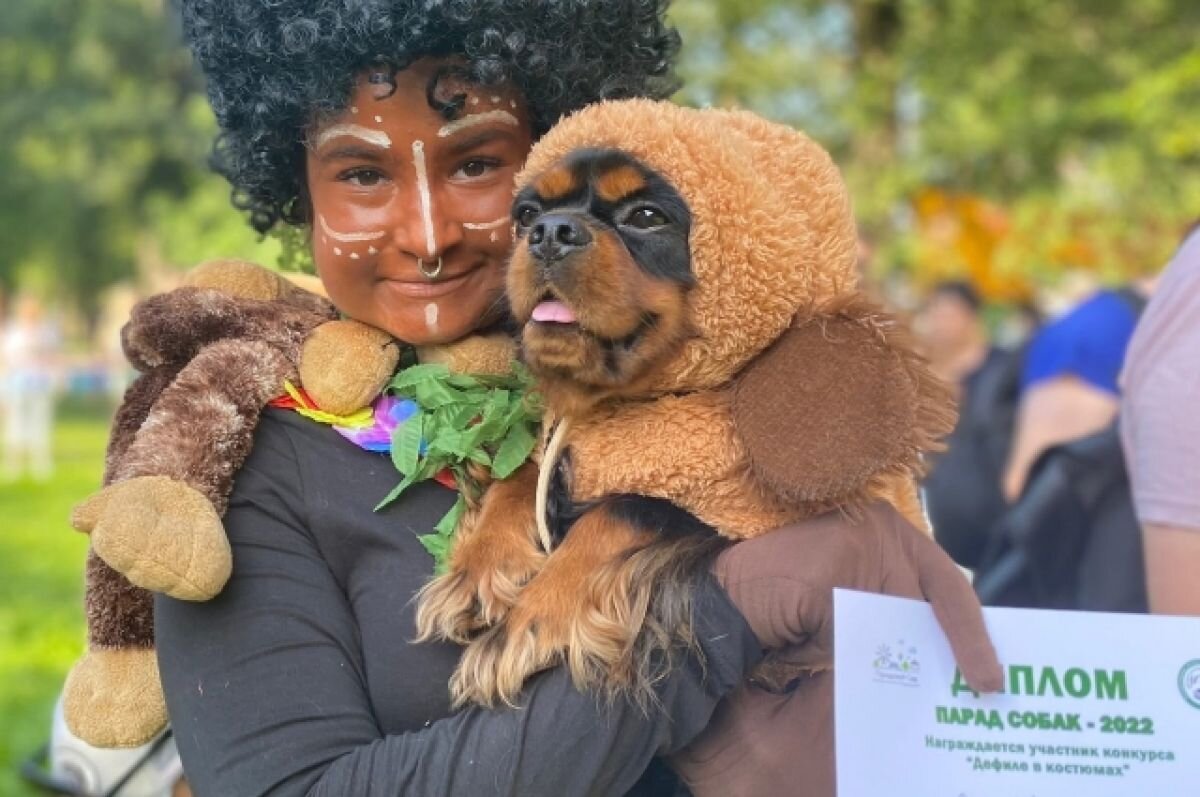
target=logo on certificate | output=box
[1180,659,1200,709]
[872,639,920,686]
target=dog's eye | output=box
[515,204,540,229]
[625,206,668,230]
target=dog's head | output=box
[510,101,858,408]
[509,100,955,508]
[507,147,696,413]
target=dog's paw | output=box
[76,476,231,601]
[415,536,544,644]
[449,603,566,708]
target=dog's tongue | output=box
[532,300,578,324]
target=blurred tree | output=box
[672,0,1200,289]
[0,0,269,330]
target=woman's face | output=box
[306,59,534,345]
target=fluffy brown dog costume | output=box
[415,100,1000,733]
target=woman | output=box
[157,3,762,794]
[154,3,995,795]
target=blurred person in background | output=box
[1001,273,1156,502]
[917,280,1018,568]
[1120,221,1200,615]
[1,293,60,482]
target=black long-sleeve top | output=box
[155,409,760,796]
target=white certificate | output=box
[834,589,1200,796]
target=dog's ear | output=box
[732,295,956,505]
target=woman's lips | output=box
[382,266,481,299]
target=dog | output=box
[416,100,969,709]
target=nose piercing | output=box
[418,257,443,280]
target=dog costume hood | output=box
[517,100,953,535]
[518,99,858,393]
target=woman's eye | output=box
[626,206,668,229]
[454,158,500,180]
[516,205,540,228]
[340,168,387,188]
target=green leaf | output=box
[391,412,423,476]
[413,379,469,409]
[375,469,420,510]
[492,421,536,479]
[387,363,451,393]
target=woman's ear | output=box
[731,294,956,506]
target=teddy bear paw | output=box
[63,647,168,748]
[74,476,231,601]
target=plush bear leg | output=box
[63,552,166,747]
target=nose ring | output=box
[418,257,443,280]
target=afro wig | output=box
[180,0,682,233]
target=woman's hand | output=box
[713,501,1003,694]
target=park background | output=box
[1,1,1198,793]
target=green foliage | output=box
[0,410,107,797]
[672,0,1200,284]
[378,363,542,573]
[0,0,272,322]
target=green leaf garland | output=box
[377,360,542,574]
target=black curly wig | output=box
[180,0,682,233]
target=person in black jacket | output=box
[147,4,996,795]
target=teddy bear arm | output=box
[122,287,335,371]
[113,338,297,510]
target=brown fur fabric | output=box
[418,101,967,713]
[85,367,185,651]
[111,339,297,514]
[122,286,336,371]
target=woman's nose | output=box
[389,142,463,261]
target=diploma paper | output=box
[834,589,1200,796]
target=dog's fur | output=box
[415,100,957,708]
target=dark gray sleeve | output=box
[155,422,759,797]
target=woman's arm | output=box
[155,417,758,797]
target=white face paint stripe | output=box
[462,217,509,230]
[318,215,386,243]
[411,140,437,257]
[313,123,392,150]
[425,302,439,332]
[436,110,520,138]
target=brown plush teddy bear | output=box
[64,256,525,748]
[412,101,1001,796]
[65,257,520,748]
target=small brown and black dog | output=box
[416,100,991,710]
[418,144,714,706]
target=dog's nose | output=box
[528,214,592,262]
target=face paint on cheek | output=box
[318,214,386,243]
[425,302,439,333]
[462,217,509,231]
[411,140,438,258]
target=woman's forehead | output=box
[309,58,528,151]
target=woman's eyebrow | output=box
[441,128,520,157]
[312,123,393,151]
[437,109,519,139]
[313,144,389,165]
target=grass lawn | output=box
[0,404,109,796]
